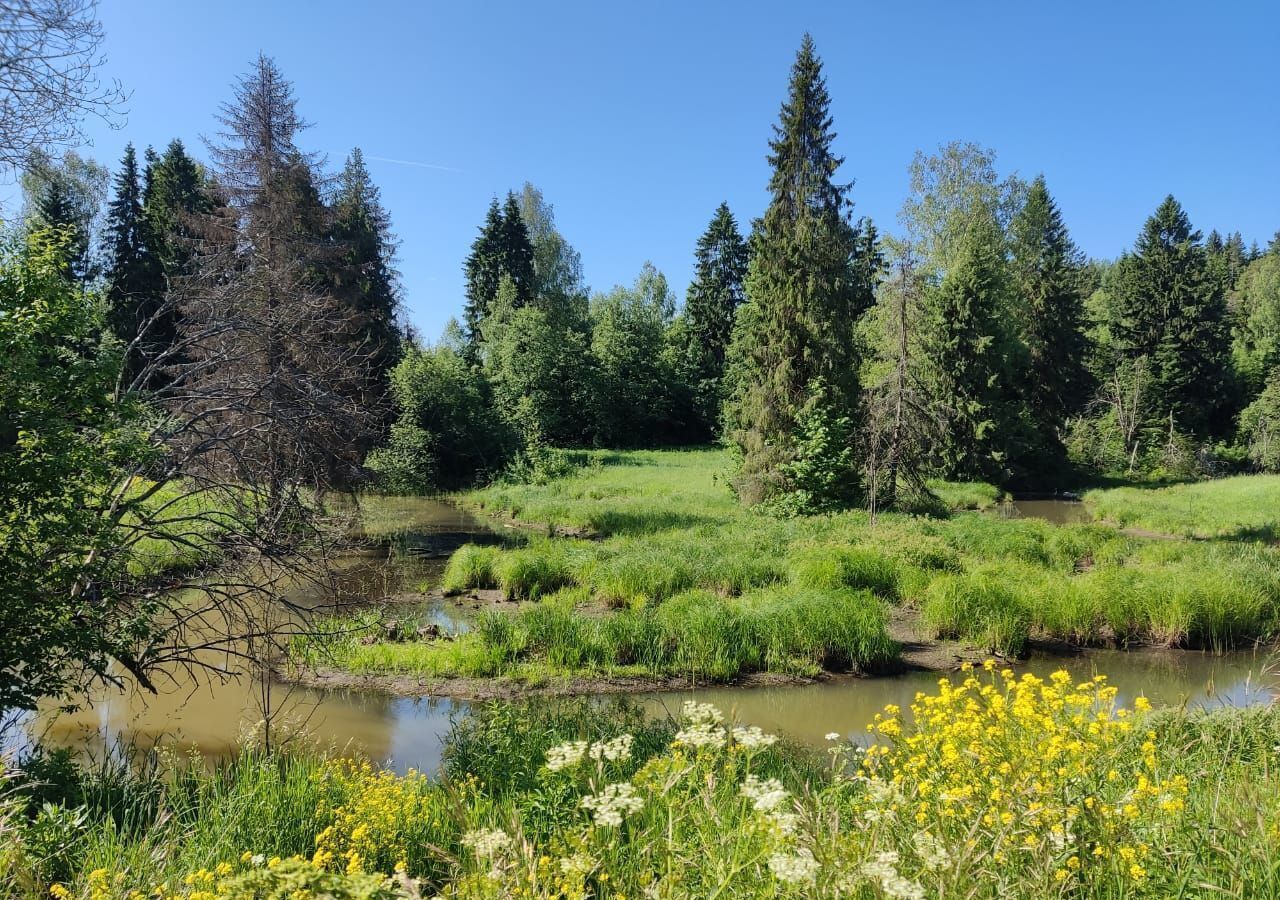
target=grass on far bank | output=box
[297,450,1280,676]
[7,668,1280,898]
[1085,474,1280,540]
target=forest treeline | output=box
[365,36,1280,510]
[15,34,1280,516]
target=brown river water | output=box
[5,499,1278,773]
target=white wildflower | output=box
[825,732,842,741]
[581,781,644,827]
[588,733,634,762]
[731,725,778,750]
[462,828,513,859]
[250,854,265,868]
[558,851,596,876]
[912,830,950,871]
[680,700,724,725]
[546,740,589,772]
[740,774,789,813]
[861,850,925,900]
[674,721,727,749]
[768,847,820,886]
[860,776,902,823]
[768,809,801,835]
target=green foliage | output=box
[677,202,749,440]
[1231,251,1280,394]
[483,301,594,448]
[727,35,878,507]
[0,233,152,709]
[1239,368,1280,472]
[366,343,513,492]
[1107,196,1231,437]
[589,263,677,444]
[1008,176,1090,463]
[462,194,536,349]
[916,224,1023,481]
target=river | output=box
[7,498,1278,774]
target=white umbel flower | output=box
[546,740,589,772]
[768,847,820,885]
[588,733,634,762]
[461,828,513,859]
[731,725,778,749]
[581,781,644,827]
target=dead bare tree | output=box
[67,57,382,747]
[864,252,943,521]
[0,0,127,173]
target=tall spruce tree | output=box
[1110,196,1231,437]
[331,148,403,426]
[917,223,1017,481]
[104,144,165,387]
[680,202,749,439]
[1008,175,1090,455]
[725,35,878,506]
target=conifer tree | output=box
[1110,196,1231,436]
[917,225,1016,480]
[725,35,879,506]
[104,143,165,386]
[1008,175,1090,452]
[680,202,749,439]
[461,193,537,353]
[330,148,403,423]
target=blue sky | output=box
[60,1,1280,337]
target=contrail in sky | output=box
[365,154,465,173]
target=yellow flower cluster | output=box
[312,759,451,875]
[859,662,1187,890]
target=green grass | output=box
[309,451,1280,682]
[1085,474,1280,540]
[312,584,898,682]
[926,478,1003,510]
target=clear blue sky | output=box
[67,0,1280,338]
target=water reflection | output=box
[9,495,1278,774]
[645,647,1280,747]
[9,498,489,774]
[995,498,1091,525]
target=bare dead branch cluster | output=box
[0,0,127,173]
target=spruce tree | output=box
[1110,196,1231,436]
[680,202,749,439]
[461,194,537,354]
[725,35,878,506]
[331,148,403,425]
[917,225,1015,481]
[104,143,165,386]
[1008,175,1090,455]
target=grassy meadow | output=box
[1085,474,1280,540]
[6,668,1280,898]
[298,450,1280,680]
